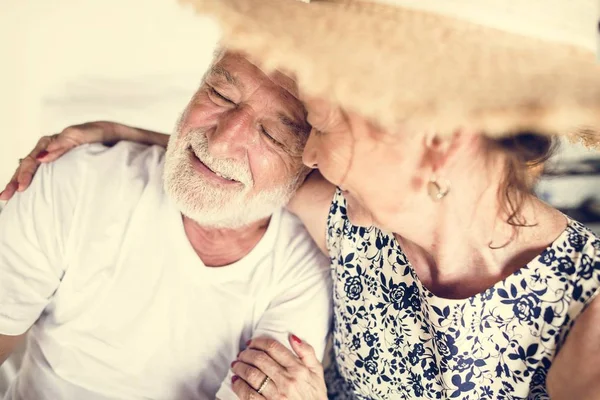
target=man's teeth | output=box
[191,149,236,181]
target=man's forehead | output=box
[215,51,301,99]
[268,69,300,99]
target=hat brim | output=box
[182,0,600,148]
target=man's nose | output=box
[208,105,256,160]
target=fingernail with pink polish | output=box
[232,375,239,384]
[291,334,302,344]
[36,150,49,160]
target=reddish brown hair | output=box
[485,133,558,227]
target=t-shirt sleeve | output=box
[0,149,84,335]
[215,223,333,400]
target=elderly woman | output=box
[4,0,600,399]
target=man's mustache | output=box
[185,128,253,187]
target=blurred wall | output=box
[0,0,219,186]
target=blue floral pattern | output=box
[324,189,600,400]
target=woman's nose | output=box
[302,128,320,169]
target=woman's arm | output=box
[109,122,169,148]
[546,295,600,399]
[287,170,336,255]
[0,121,169,200]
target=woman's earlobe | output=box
[424,131,455,154]
[424,131,438,149]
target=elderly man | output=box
[0,51,331,400]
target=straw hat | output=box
[180,0,600,148]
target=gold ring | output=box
[257,376,271,394]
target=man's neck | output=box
[182,215,271,267]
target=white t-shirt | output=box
[0,142,332,400]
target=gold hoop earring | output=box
[427,175,451,201]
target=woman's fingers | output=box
[231,373,269,400]
[14,135,55,191]
[1,135,55,200]
[28,135,54,159]
[237,348,288,386]
[232,361,279,398]
[231,337,327,400]
[288,334,323,376]
[37,138,79,163]
[0,181,18,201]
[16,157,38,192]
[247,337,302,369]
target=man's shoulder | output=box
[41,141,167,211]
[275,209,316,246]
[55,141,165,176]
[270,209,329,271]
[260,209,332,310]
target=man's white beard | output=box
[163,125,297,229]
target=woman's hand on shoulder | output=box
[0,121,168,201]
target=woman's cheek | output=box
[325,144,355,186]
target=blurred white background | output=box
[0,0,219,186]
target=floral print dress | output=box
[324,190,600,400]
